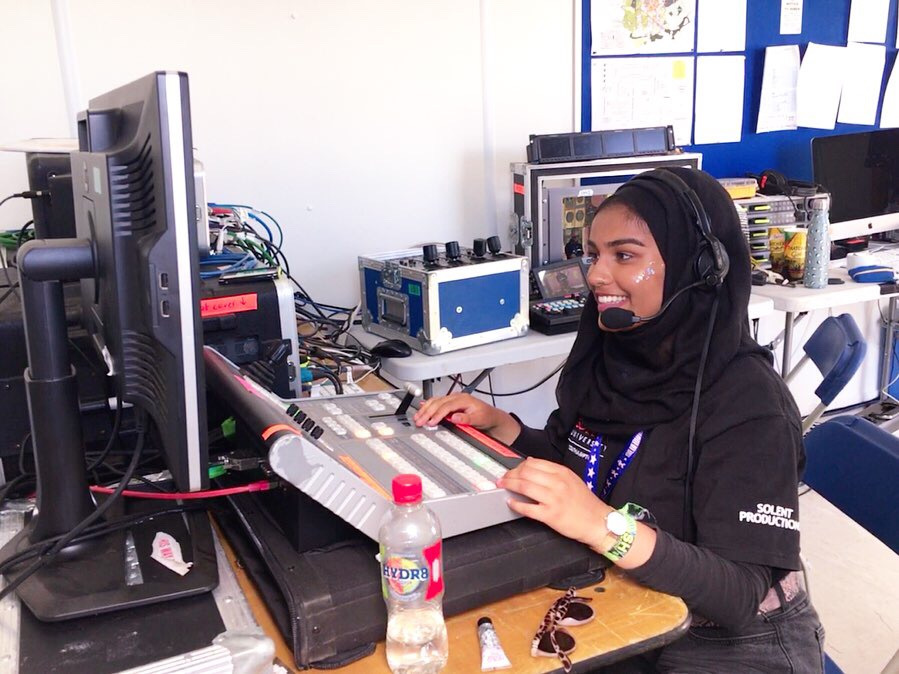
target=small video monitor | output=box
[534,259,589,299]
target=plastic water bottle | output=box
[804,195,831,289]
[380,474,448,674]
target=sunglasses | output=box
[531,587,595,672]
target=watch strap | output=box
[601,503,643,562]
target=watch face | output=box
[607,511,627,536]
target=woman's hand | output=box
[498,457,611,549]
[413,393,521,445]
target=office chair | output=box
[803,415,899,554]
[784,314,867,434]
[803,415,899,674]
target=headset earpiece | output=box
[631,170,730,288]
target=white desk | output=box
[350,295,775,397]
[750,266,898,395]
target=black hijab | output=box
[550,167,772,442]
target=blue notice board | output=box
[581,0,899,181]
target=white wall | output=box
[0,0,576,309]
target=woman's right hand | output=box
[413,393,521,445]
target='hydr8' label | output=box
[380,540,444,601]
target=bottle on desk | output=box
[380,474,448,674]
[804,195,831,289]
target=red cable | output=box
[89,479,275,500]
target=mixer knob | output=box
[487,235,502,255]
[472,238,487,257]
[422,244,439,265]
[445,240,461,261]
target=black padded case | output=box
[217,489,605,669]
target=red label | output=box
[513,183,525,195]
[423,540,444,600]
[200,293,258,317]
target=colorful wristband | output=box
[602,503,643,562]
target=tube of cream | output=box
[477,616,512,671]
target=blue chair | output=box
[804,415,899,673]
[803,415,899,554]
[784,314,867,434]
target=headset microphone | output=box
[598,281,705,330]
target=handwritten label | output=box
[200,293,258,318]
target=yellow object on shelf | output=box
[718,178,757,199]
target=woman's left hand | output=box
[497,457,611,548]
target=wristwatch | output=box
[599,504,640,562]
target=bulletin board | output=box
[580,0,899,181]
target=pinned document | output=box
[796,43,847,130]
[847,0,890,45]
[591,0,696,55]
[591,56,695,145]
[780,0,803,35]
[694,56,745,144]
[696,0,746,52]
[837,43,885,125]
[757,45,800,132]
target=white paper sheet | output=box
[796,43,847,130]
[880,59,899,127]
[694,56,745,144]
[780,0,803,35]
[847,0,890,44]
[757,45,800,133]
[696,0,747,52]
[837,43,886,125]
[591,0,696,55]
[591,57,695,145]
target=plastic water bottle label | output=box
[380,540,443,602]
[422,540,443,600]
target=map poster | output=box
[591,0,697,56]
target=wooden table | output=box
[219,528,689,672]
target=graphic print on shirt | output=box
[568,420,605,491]
[738,502,800,530]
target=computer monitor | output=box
[812,130,899,241]
[75,71,208,493]
[0,71,217,621]
[26,153,77,239]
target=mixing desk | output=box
[204,347,525,540]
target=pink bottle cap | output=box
[391,474,422,504]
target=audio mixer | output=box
[204,347,525,540]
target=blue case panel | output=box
[363,268,424,338]
[438,271,520,338]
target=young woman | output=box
[414,167,824,672]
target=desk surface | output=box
[219,519,690,673]
[350,295,774,383]
[750,267,888,313]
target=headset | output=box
[630,169,730,288]
[753,168,820,198]
[598,169,730,329]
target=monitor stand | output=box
[1,500,218,621]
[0,239,217,620]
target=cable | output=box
[450,360,565,397]
[0,413,148,603]
[308,365,343,394]
[0,503,207,576]
[89,479,276,500]
[0,474,34,509]
[16,220,34,256]
[0,282,19,308]
[683,290,721,544]
[85,397,123,472]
